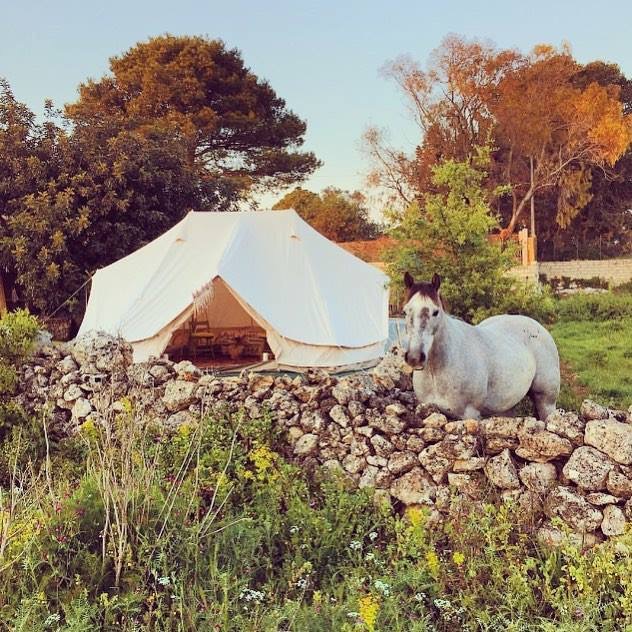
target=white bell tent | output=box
[78,210,390,370]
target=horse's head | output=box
[402,271,444,370]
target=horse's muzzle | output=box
[404,350,426,370]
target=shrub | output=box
[555,292,632,322]
[384,148,551,324]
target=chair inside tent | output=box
[164,278,272,369]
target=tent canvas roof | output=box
[79,210,389,367]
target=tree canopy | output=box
[385,148,521,322]
[273,187,380,242]
[365,36,632,257]
[66,35,320,206]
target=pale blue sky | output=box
[2,0,632,209]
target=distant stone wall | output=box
[506,263,540,285]
[538,258,632,287]
[16,332,632,548]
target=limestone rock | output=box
[585,419,632,465]
[370,434,394,457]
[385,402,407,416]
[57,356,78,375]
[485,449,520,489]
[419,443,452,483]
[368,414,406,435]
[581,399,610,421]
[602,505,626,537]
[607,470,632,498]
[331,381,356,405]
[515,430,573,463]
[418,427,445,443]
[537,523,602,549]
[287,427,304,442]
[447,472,486,500]
[562,446,614,490]
[300,411,325,433]
[162,380,199,413]
[453,457,486,472]
[421,412,447,428]
[546,410,585,446]
[545,486,603,532]
[63,384,83,402]
[173,360,201,381]
[516,489,544,519]
[72,331,133,373]
[372,351,411,391]
[72,397,92,420]
[165,410,197,432]
[329,405,350,428]
[366,454,388,468]
[437,433,478,460]
[406,435,426,452]
[586,492,621,506]
[342,454,365,474]
[389,467,436,505]
[444,419,480,434]
[148,364,172,384]
[359,465,379,489]
[387,451,418,475]
[293,433,319,456]
[519,462,557,495]
[374,468,393,489]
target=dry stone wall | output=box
[16,332,632,547]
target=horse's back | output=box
[476,314,557,358]
[476,314,560,391]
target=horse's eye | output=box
[432,309,439,317]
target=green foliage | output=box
[385,148,548,323]
[0,309,39,441]
[554,291,632,322]
[273,186,381,242]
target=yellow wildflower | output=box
[425,549,440,577]
[247,443,278,481]
[405,505,425,528]
[452,551,465,566]
[359,594,380,632]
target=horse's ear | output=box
[404,272,415,289]
[431,273,442,289]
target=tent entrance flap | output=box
[164,278,272,366]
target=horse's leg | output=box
[530,390,557,422]
[463,405,481,420]
[529,365,560,421]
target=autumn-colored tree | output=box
[367,36,632,243]
[273,187,380,242]
[492,45,632,234]
[365,36,521,204]
[66,35,320,207]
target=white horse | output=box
[402,272,560,421]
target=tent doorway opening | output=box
[164,278,273,369]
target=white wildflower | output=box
[374,579,391,597]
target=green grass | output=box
[549,317,632,409]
